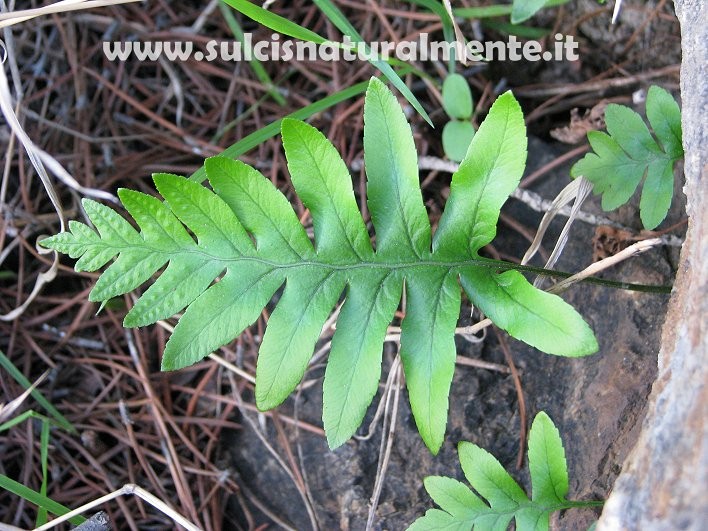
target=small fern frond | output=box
[571,85,683,230]
[409,412,603,530]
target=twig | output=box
[493,328,527,470]
[33,484,201,531]
[366,357,402,531]
[155,319,257,384]
[456,313,491,340]
[512,65,679,98]
[227,374,318,531]
[548,238,664,294]
[0,36,60,321]
[0,0,143,28]
[455,354,510,374]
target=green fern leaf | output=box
[571,86,683,230]
[409,412,602,530]
[41,78,597,454]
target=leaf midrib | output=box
[226,179,309,261]
[79,240,507,272]
[258,269,339,400]
[294,126,368,261]
[464,104,509,256]
[422,271,450,438]
[176,268,277,355]
[494,276,571,337]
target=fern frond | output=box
[41,78,597,453]
[571,85,683,230]
[409,412,603,530]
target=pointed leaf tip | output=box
[528,411,569,504]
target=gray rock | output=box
[72,511,111,531]
[598,1,708,529]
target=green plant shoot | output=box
[442,73,476,162]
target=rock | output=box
[73,511,111,531]
[597,1,708,529]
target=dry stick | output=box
[455,354,510,374]
[457,242,664,338]
[0,44,62,322]
[271,411,319,530]
[493,327,527,470]
[381,328,509,373]
[366,356,403,531]
[620,0,666,55]
[119,402,166,510]
[513,65,680,98]
[0,93,18,251]
[520,145,589,188]
[123,330,200,523]
[548,238,663,294]
[293,369,322,531]
[33,484,201,531]
[0,0,142,28]
[0,9,118,319]
[235,482,296,531]
[208,353,256,384]
[226,373,318,531]
[354,359,397,442]
[156,319,257,384]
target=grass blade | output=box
[0,474,86,526]
[189,80,369,183]
[36,420,51,527]
[0,351,75,433]
[220,0,326,43]
[222,0,432,125]
[218,2,286,106]
[482,20,551,39]
[401,0,455,42]
[313,0,432,125]
[453,0,569,19]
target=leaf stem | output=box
[477,258,672,294]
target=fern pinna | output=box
[41,78,597,453]
[409,412,604,530]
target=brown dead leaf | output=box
[592,225,636,261]
[551,101,609,144]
